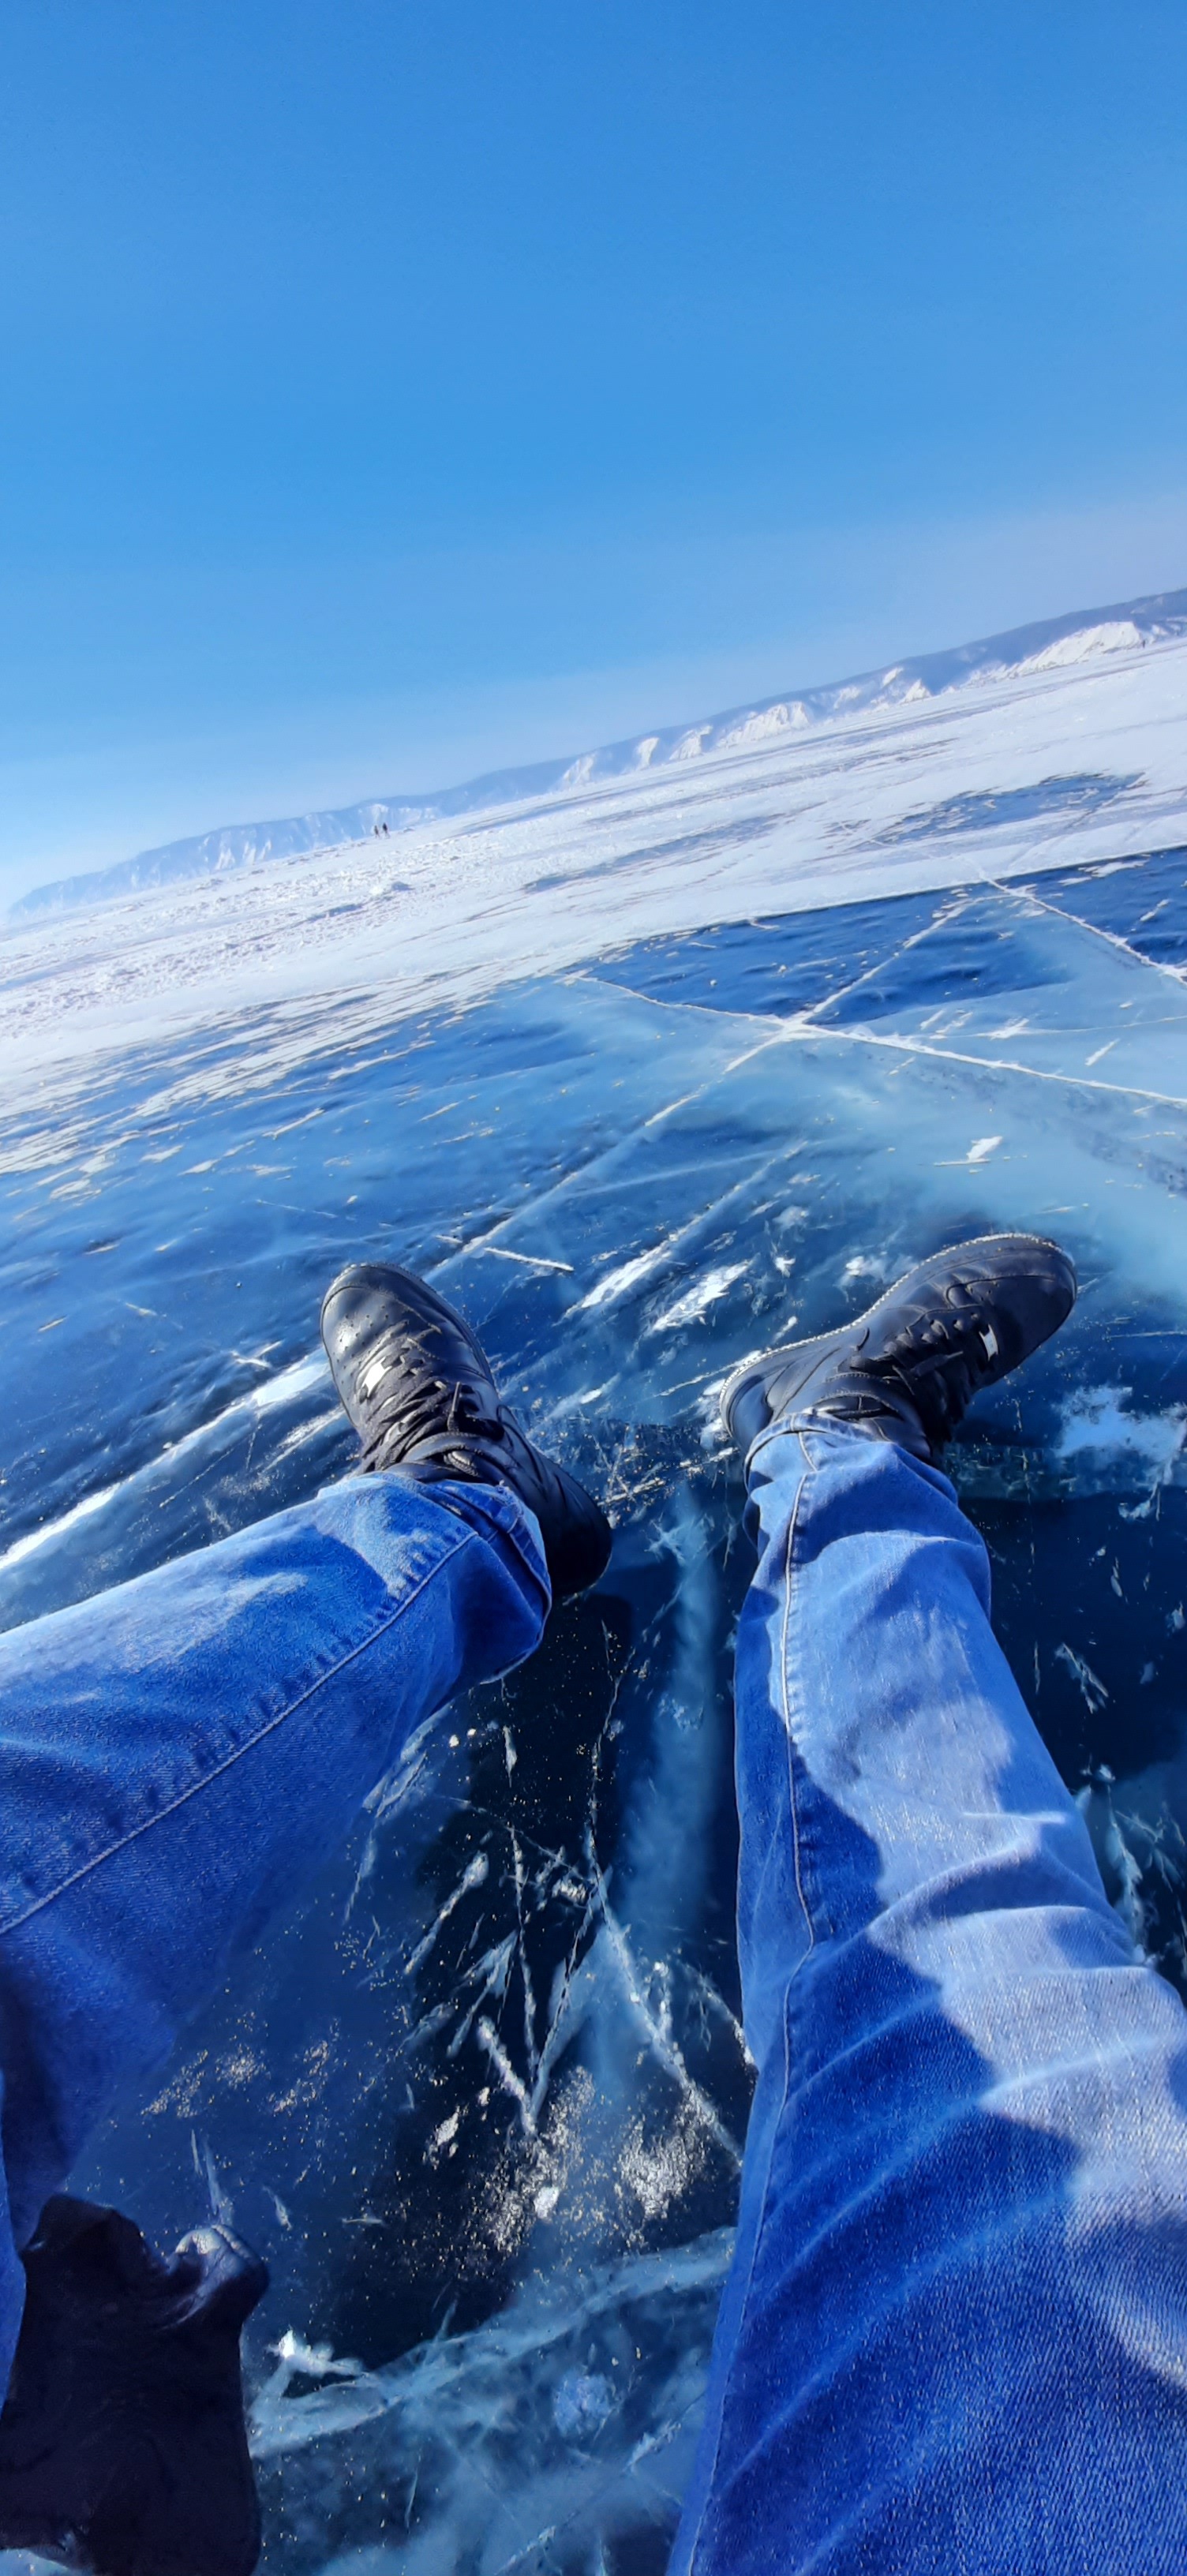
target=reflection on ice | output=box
[6,844,1187,2563]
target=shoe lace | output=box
[863,1281,1001,1443]
[355,1326,499,1466]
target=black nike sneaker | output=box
[0,2195,268,2576]
[320,1260,612,1599]
[721,1232,1077,1467]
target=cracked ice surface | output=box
[8,815,1187,2555]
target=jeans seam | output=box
[684,1446,814,2574]
[780,1451,819,1961]
[0,1533,477,1941]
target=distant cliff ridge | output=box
[13,585,1187,922]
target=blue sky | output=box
[2,1,1185,899]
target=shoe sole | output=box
[719,1230,1076,1444]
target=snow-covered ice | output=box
[4,593,1187,2568]
[6,587,1187,1084]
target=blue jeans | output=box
[0,1472,549,2400]
[3,1435,1187,2570]
[672,1423,1187,2576]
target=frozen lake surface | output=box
[6,604,1187,1076]
[4,622,1187,2570]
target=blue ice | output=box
[4,849,1187,2568]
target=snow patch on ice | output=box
[841,1252,897,1288]
[1055,1388,1187,1476]
[578,1240,680,1310]
[649,1264,749,1332]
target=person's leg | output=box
[673,1423,1187,2576]
[0,1260,612,2569]
[0,1468,549,2390]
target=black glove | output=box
[0,2193,268,2576]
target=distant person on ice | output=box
[2,1233,1187,2573]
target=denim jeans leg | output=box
[672,1421,1187,2576]
[0,1470,549,2395]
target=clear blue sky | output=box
[2,0,1185,898]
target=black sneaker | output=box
[0,2195,267,2576]
[721,1232,1077,1466]
[320,1261,612,1600]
